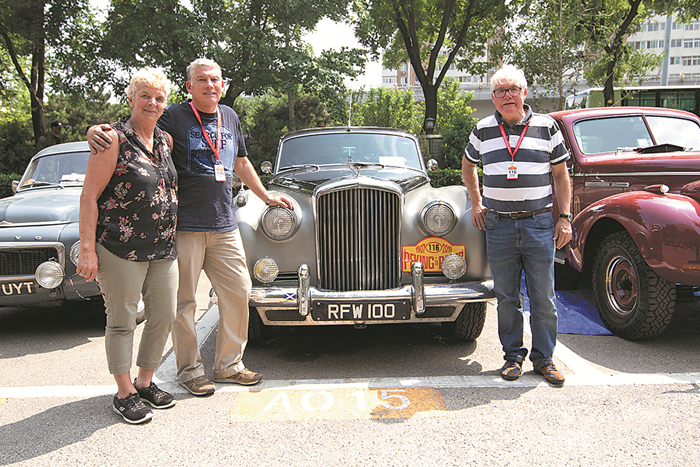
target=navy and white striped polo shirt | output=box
[464,106,569,213]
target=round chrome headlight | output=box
[35,261,65,289]
[262,207,298,240]
[70,241,81,266]
[441,254,466,280]
[421,201,456,236]
[253,258,279,284]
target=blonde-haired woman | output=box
[78,68,178,424]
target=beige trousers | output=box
[171,230,252,383]
[96,243,178,375]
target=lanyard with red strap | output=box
[499,120,529,180]
[498,121,530,160]
[190,101,221,162]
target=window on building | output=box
[671,39,682,47]
[401,77,408,85]
[670,57,681,65]
[383,76,397,84]
[685,40,694,48]
[682,56,700,66]
[400,64,407,73]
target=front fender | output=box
[569,191,700,286]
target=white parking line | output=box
[2,305,699,400]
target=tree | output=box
[0,0,97,143]
[501,0,590,111]
[101,0,365,130]
[353,0,507,132]
[577,0,679,106]
[349,87,423,133]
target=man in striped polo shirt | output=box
[462,65,572,386]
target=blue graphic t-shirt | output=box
[158,101,248,232]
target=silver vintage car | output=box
[235,127,494,343]
[0,142,102,306]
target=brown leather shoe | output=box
[500,360,522,381]
[180,375,215,396]
[213,368,262,386]
[533,361,565,386]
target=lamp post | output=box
[424,117,436,135]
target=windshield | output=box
[573,116,654,154]
[19,151,89,190]
[277,133,423,172]
[646,116,700,150]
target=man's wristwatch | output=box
[265,196,272,206]
[559,213,573,222]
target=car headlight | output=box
[253,258,279,283]
[421,201,456,236]
[35,261,65,289]
[70,241,81,266]
[261,207,298,240]
[441,254,466,280]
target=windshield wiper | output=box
[20,181,64,189]
[275,164,321,176]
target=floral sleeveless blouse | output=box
[96,119,178,261]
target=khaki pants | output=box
[96,243,178,375]
[171,230,252,383]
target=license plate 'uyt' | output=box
[1,281,37,296]
[312,300,410,321]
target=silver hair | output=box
[124,68,171,100]
[490,65,528,92]
[186,58,222,82]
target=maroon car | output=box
[549,107,700,340]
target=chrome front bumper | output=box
[249,263,494,325]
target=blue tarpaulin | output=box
[519,275,613,336]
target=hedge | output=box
[0,173,21,199]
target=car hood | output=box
[0,187,81,225]
[271,166,429,194]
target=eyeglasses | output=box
[69,273,97,300]
[493,87,522,98]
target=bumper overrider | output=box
[250,263,495,325]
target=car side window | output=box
[647,116,700,150]
[573,116,653,154]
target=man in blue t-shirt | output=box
[462,65,572,387]
[89,59,293,396]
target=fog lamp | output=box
[253,258,279,284]
[441,254,466,280]
[35,261,65,289]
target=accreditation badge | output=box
[214,162,226,182]
[507,165,518,180]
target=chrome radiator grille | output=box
[317,187,401,291]
[0,247,58,276]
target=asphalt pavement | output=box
[1,275,700,466]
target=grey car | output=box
[0,142,102,306]
[234,127,494,343]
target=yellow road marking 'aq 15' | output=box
[231,387,446,422]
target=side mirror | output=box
[261,161,273,174]
[12,180,19,193]
[427,159,439,171]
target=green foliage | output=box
[239,91,331,171]
[0,118,34,175]
[436,79,476,135]
[441,113,477,169]
[43,90,129,141]
[427,168,463,188]
[0,173,22,199]
[350,87,422,134]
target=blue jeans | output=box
[484,211,558,365]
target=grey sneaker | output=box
[135,380,176,409]
[213,368,262,386]
[180,375,215,396]
[113,393,153,424]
